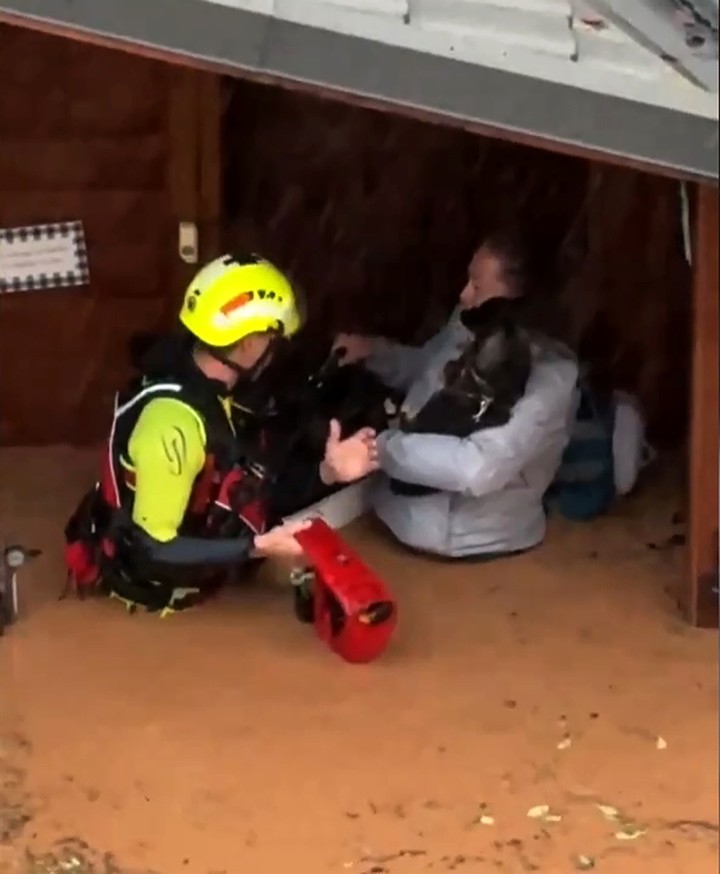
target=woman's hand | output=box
[321,419,379,484]
[332,333,375,365]
[253,520,311,561]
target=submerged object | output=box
[0,544,41,634]
[292,519,397,664]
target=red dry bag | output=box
[294,519,397,664]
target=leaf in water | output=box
[479,815,495,825]
[596,803,620,821]
[527,805,551,819]
[615,826,647,840]
[573,855,595,871]
[656,736,668,750]
[557,735,572,750]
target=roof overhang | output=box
[1,0,718,183]
[583,0,719,93]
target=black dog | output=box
[258,350,401,517]
[124,331,399,516]
[389,298,532,498]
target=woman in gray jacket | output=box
[335,233,579,559]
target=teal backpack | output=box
[545,380,617,521]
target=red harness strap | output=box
[213,466,268,535]
[189,453,218,514]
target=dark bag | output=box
[63,485,113,596]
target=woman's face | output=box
[459,245,517,310]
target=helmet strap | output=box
[208,335,279,383]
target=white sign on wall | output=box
[0,221,89,294]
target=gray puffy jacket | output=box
[368,309,579,557]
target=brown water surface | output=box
[1,448,717,874]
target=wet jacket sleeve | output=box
[128,398,254,565]
[364,339,429,392]
[364,311,462,392]
[376,356,579,498]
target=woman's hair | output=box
[481,225,562,337]
[481,229,533,299]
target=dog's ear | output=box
[460,299,503,333]
[460,306,487,333]
[461,296,524,335]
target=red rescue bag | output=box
[294,519,397,664]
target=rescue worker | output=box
[334,232,579,559]
[64,254,378,613]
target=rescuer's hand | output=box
[253,520,311,561]
[321,419,379,484]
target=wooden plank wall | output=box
[0,28,697,457]
[686,185,719,627]
[221,78,692,449]
[0,25,201,445]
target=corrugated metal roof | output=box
[211,0,718,115]
[584,0,718,91]
[2,0,718,179]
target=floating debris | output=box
[596,804,620,822]
[527,804,562,823]
[573,854,596,870]
[595,803,647,840]
[468,802,496,826]
[664,818,719,834]
[359,849,426,864]
[647,532,686,550]
[656,736,668,750]
[614,826,647,841]
[557,735,573,750]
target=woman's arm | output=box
[378,426,528,498]
[364,338,429,393]
[364,310,463,392]
[377,355,579,497]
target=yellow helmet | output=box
[179,254,303,347]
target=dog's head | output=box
[443,298,532,416]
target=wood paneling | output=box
[221,78,691,447]
[0,24,221,446]
[0,137,167,190]
[685,185,719,628]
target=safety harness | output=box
[63,367,270,615]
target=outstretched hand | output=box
[253,519,312,561]
[321,419,379,484]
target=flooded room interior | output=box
[0,7,718,874]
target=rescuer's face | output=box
[230,331,275,374]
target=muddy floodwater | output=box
[1,447,717,874]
